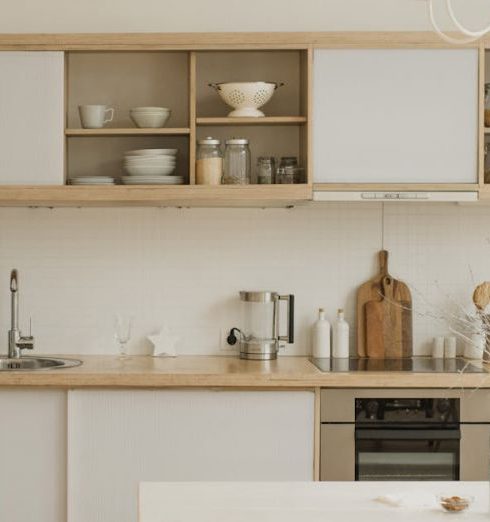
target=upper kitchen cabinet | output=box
[313,49,479,193]
[0,52,64,185]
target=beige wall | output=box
[1,0,490,33]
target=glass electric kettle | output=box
[228,291,295,360]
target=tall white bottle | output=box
[332,308,349,358]
[312,308,331,358]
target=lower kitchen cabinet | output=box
[0,390,66,522]
[67,389,315,522]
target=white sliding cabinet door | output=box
[0,52,64,184]
[313,49,478,184]
[67,389,315,522]
[0,390,66,522]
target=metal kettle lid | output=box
[240,291,278,302]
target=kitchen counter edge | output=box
[0,355,488,388]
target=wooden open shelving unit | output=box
[57,44,313,206]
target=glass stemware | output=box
[114,315,132,358]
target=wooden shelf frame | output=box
[65,128,191,137]
[196,116,307,126]
[61,44,313,203]
[0,184,311,207]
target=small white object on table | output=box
[139,481,489,522]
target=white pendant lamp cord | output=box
[428,0,490,44]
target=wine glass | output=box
[114,315,132,358]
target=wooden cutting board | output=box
[357,250,412,358]
[365,276,403,358]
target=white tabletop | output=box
[139,481,490,522]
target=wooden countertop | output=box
[0,355,489,388]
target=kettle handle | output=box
[278,294,295,344]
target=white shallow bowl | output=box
[130,111,171,128]
[124,165,176,176]
[122,176,184,185]
[126,148,178,156]
[124,156,176,164]
[130,106,170,113]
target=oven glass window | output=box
[356,438,459,481]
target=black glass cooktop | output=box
[311,357,485,373]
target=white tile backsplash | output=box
[0,202,488,357]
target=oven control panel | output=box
[355,398,459,424]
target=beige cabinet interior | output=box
[65,49,310,188]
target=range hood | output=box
[313,191,478,202]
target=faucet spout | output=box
[8,270,34,358]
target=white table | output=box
[139,482,490,522]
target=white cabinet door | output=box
[67,389,315,522]
[313,49,478,184]
[0,52,64,184]
[0,390,66,522]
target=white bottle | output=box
[312,308,331,358]
[332,309,349,358]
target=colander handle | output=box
[208,83,222,91]
[274,82,285,90]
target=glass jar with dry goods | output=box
[223,138,251,184]
[276,156,304,184]
[256,156,275,184]
[196,137,223,185]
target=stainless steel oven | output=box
[320,389,490,481]
[355,398,460,480]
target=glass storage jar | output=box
[256,156,275,184]
[196,137,223,185]
[223,138,251,184]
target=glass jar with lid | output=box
[223,138,251,184]
[196,137,223,185]
[256,156,275,184]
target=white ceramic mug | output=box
[79,105,114,129]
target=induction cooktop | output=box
[310,357,485,373]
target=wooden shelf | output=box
[196,116,307,126]
[0,184,311,207]
[65,128,191,137]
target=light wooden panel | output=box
[67,52,189,128]
[67,389,315,522]
[0,184,311,207]
[0,32,481,51]
[0,52,64,185]
[196,51,302,118]
[0,390,66,522]
[65,128,190,136]
[197,116,307,125]
[313,49,479,185]
[478,45,486,187]
[189,52,197,184]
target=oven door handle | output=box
[355,428,461,440]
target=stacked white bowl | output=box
[130,107,171,128]
[122,149,183,185]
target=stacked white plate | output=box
[122,149,184,185]
[70,176,115,185]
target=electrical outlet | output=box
[219,327,239,352]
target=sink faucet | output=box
[8,270,34,358]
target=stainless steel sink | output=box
[0,356,82,371]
